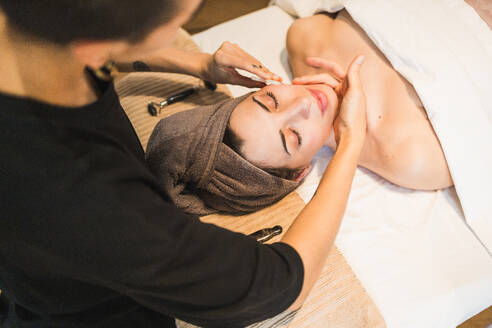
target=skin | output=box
[0,0,369,321]
[229,83,338,174]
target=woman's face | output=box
[229,83,338,170]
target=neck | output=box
[324,105,340,150]
[0,23,98,107]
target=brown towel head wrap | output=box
[145,93,301,215]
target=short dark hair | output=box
[0,0,178,45]
[223,122,245,156]
[223,122,303,181]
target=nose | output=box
[283,96,311,121]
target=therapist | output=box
[0,0,367,327]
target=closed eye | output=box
[267,91,279,109]
[291,128,302,146]
[252,96,270,112]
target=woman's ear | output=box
[294,163,312,182]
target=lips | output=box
[307,88,328,117]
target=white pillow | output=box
[270,0,344,18]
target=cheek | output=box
[125,23,181,57]
[298,123,329,159]
[141,27,179,52]
[304,121,330,147]
[304,135,325,156]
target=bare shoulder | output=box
[361,128,453,190]
[286,12,340,76]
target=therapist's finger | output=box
[232,45,282,81]
[345,55,365,91]
[305,57,345,80]
[292,73,339,87]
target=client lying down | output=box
[285,11,453,191]
[146,11,453,215]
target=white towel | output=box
[275,0,492,254]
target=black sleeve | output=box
[41,146,304,328]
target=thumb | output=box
[346,55,364,90]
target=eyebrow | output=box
[279,130,290,155]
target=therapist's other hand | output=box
[334,55,367,146]
[201,41,282,88]
[293,55,367,146]
[292,57,347,95]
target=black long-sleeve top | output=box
[0,75,303,328]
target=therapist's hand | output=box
[293,55,367,147]
[200,41,282,88]
[333,56,367,147]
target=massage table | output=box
[116,1,492,327]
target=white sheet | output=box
[270,0,344,17]
[273,0,492,256]
[342,0,492,255]
[193,4,492,327]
